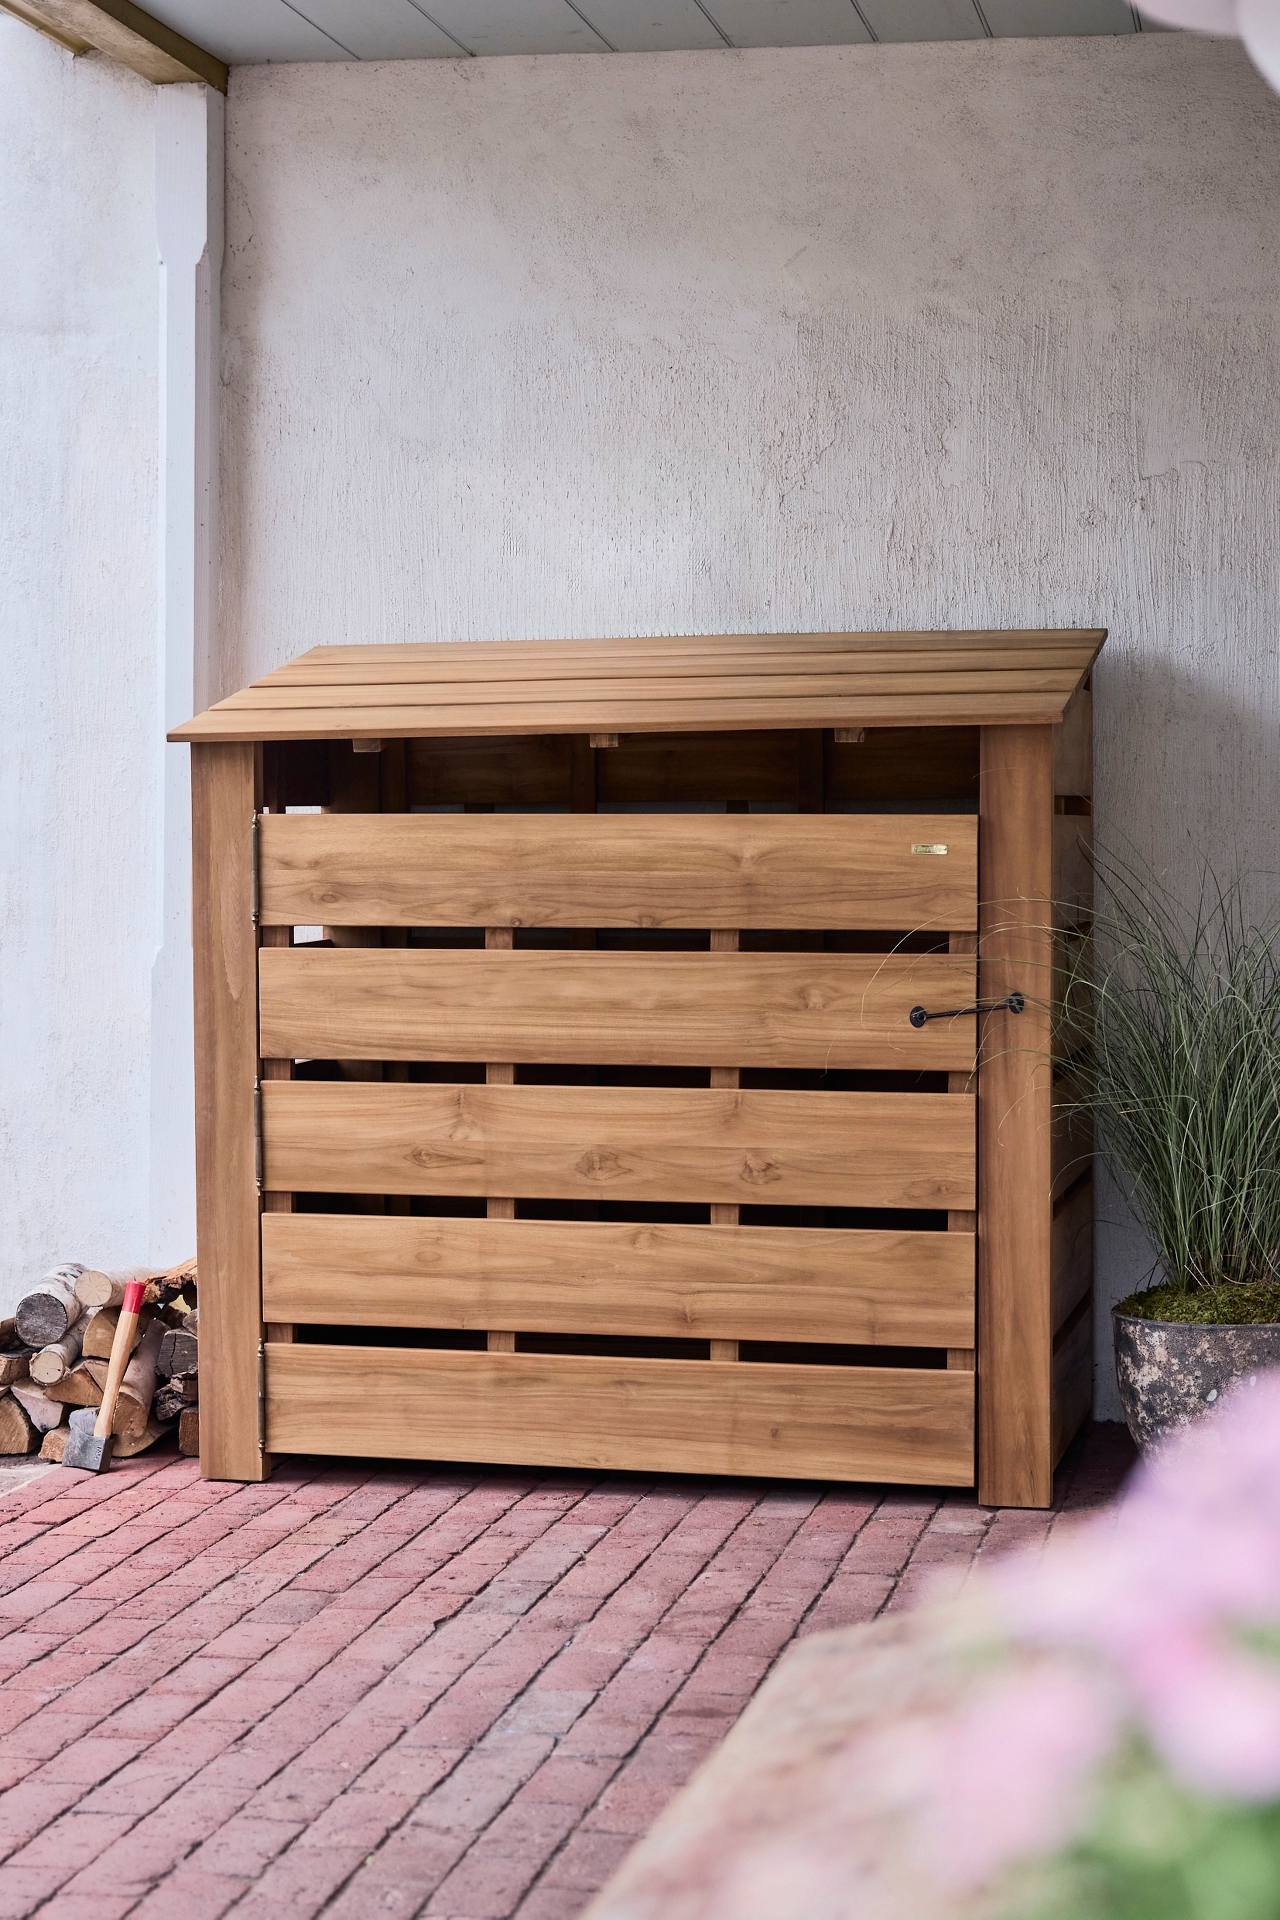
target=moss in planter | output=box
[1116,1280,1280,1325]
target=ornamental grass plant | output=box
[1059,855,1280,1323]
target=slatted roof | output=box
[170,629,1106,743]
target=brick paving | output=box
[0,1425,1133,1919]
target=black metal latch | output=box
[909,992,1025,1029]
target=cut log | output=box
[114,1318,165,1448]
[15,1265,86,1347]
[44,1360,106,1408]
[0,1345,34,1388]
[184,1307,199,1337]
[30,1320,87,1386]
[115,1419,169,1459]
[11,1384,68,1433]
[73,1266,150,1312]
[157,1328,198,1379]
[155,1256,196,1296]
[178,1405,199,1457]
[0,1317,12,1347]
[0,1393,38,1454]
[39,1426,69,1462]
[82,1305,152,1362]
[154,1375,198,1422]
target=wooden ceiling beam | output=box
[0,0,228,89]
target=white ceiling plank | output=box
[859,0,985,38]
[981,0,1135,30]
[426,0,611,52]
[701,0,872,45]
[573,0,729,50]
[143,0,353,62]
[296,0,469,58]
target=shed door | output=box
[256,806,977,1485]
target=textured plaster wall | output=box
[0,27,159,1315]
[222,35,1280,1418]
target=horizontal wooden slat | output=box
[174,630,1107,743]
[261,1082,975,1209]
[261,1213,976,1347]
[265,1344,976,1485]
[1052,1096,1093,1203]
[172,691,1091,742]
[225,669,1088,714]
[264,629,1105,683]
[828,727,978,805]
[258,813,978,931]
[1051,1300,1093,1465]
[259,949,979,1070]
[1054,684,1093,797]
[1051,1175,1093,1332]
[1054,813,1093,924]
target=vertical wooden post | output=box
[192,743,268,1480]
[978,726,1054,1508]
[709,927,740,1362]
[260,953,295,1346]
[486,927,517,1353]
[947,931,978,1376]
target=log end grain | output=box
[178,1406,200,1457]
[0,1393,39,1455]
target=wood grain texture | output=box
[265,1343,976,1485]
[258,947,979,1070]
[191,743,267,1480]
[260,923,295,1341]
[1052,1300,1094,1466]
[173,692,1091,743]
[1052,1095,1094,1202]
[1052,1176,1094,1333]
[257,812,978,931]
[978,726,1055,1508]
[261,1213,976,1347]
[261,1081,975,1210]
[219,668,1089,714]
[1053,813,1094,928]
[171,630,1106,742]
[261,629,1105,677]
[1053,684,1093,797]
[402,727,979,812]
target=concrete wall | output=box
[221,34,1280,1418]
[0,27,161,1315]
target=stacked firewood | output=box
[0,1259,198,1461]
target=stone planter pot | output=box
[1113,1310,1280,1453]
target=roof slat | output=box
[171,629,1106,742]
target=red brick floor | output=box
[0,1425,1133,1920]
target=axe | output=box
[62,1277,145,1473]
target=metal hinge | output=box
[250,811,260,927]
[253,1080,263,1195]
[257,1339,266,1455]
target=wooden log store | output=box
[171,628,1103,1508]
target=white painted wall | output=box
[0,28,161,1316]
[220,36,1280,1418]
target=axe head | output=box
[62,1407,114,1474]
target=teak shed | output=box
[172,628,1103,1509]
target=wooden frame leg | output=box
[977,726,1054,1508]
[192,742,269,1480]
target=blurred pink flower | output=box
[993,1373,1280,1798]
[915,1662,1119,1888]
[1133,1624,1280,1797]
